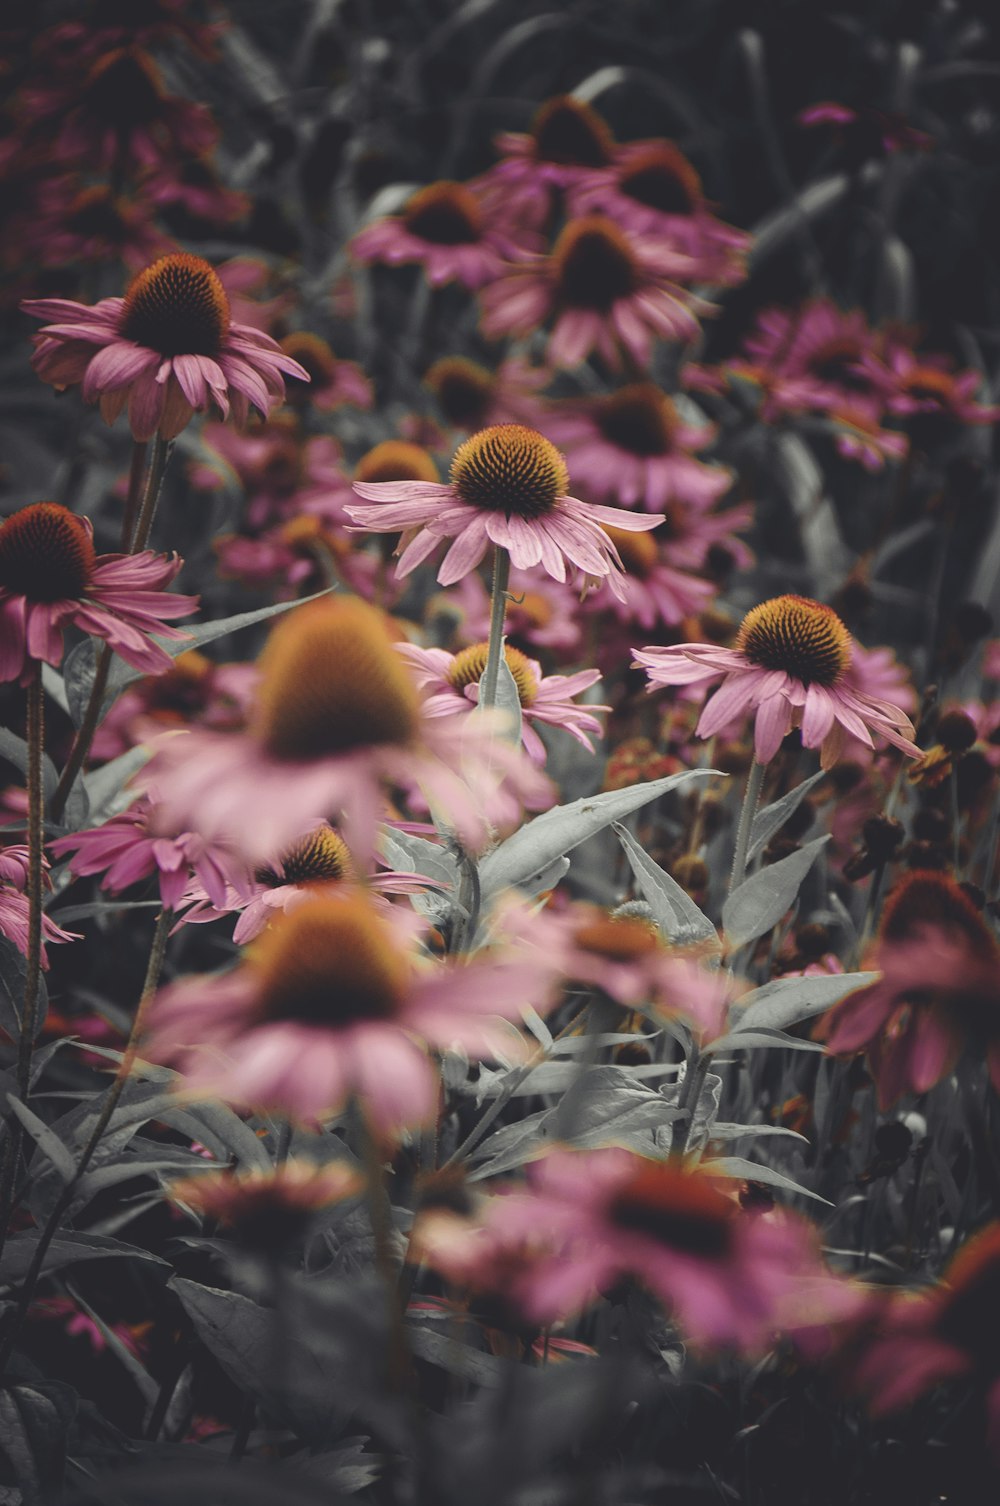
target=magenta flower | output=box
[441,565,584,655]
[566,139,750,285]
[480,215,712,372]
[398,640,607,762]
[477,95,618,229]
[424,356,550,434]
[142,890,557,1134]
[138,596,551,867]
[819,872,1000,1107]
[348,422,663,600]
[431,1148,838,1350]
[544,383,733,512]
[51,796,249,912]
[352,180,535,290]
[0,845,78,967]
[634,594,920,766]
[22,252,309,442]
[580,525,716,631]
[0,502,198,685]
[277,332,373,412]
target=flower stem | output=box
[50,437,174,821]
[0,907,172,1377]
[673,1051,709,1159]
[728,758,765,895]
[479,546,511,713]
[119,438,149,549]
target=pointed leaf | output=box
[613,822,719,944]
[1,1231,169,1286]
[747,770,825,863]
[730,971,879,1035]
[480,769,719,895]
[477,650,522,745]
[4,1095,77,1181]
[721,835,829,947]
[705,1028,826,1055]
[704,1155,832,1206]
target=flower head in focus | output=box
[22,252,309,441]
[143,889,556,1134]
[634,594,920,767]
[348,422,663,599]
[0,502,198,684]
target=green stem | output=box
[49,646,112,823]
[128,433,170,553]
[0,907,172,1377]
[119,438,149,550]
[728,758,765,896]
[673,1052,709,1158]
[479,547,510,714]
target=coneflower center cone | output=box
[120,252,230,357]
[425,358,494,429]
[735,595,852,687]
[250,897,407,1026]
[0,503,96,602]
[258,825,354,888]
[618,144,702,215]
[447,641,539,706]
[403,183,482,245]
[573,914,661,960]
[530,96,614,166]
[355,441,439,486]
[553,218,639,311]
[252,598,420,762]
[450,424,569,519]
[595,385,677,456]
[608,1165,734,1257]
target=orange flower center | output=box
[446,641,539,707]
[595,384,677,456]
[280,332,337,387]
[120,252,230,357]
[252,597,421,762]
[355,441,439,486]
[0,502,96,603]
[450,424,569,519]
[249,894,408,1026]
[617,143,703,215]
[608,1163,734,1257]
[573,913,661,961]
[530,96,615,167]
[258,825,354,888]
[599,525,659,578]
[403,182,482,245]
[735,595,852,687]
[425,357,495,429]
[552,216,639,312]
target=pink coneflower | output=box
[0,502,198,685]
[352,180,534,290]
[398,640,607,762]
[477,95,618,229]
[581,525,716,630]
[438,565,584,655]
[818,872,1000,1107]
[20,180,173,272]
[348,423,663,599]
[90,651,253,762]
[480,215,711,371]
[0,844,78,967]
[139,155,250,227]
[50,795,248,912]
[167,1158,360,1251]
[143,890,556,1133]
[178,823,438,944]
[567,140,750,285]
[857,344,1000,426]
[278,332,373,412]
[138,595,551,866]
[544,383,732,511]
[634,594,921,767]
[424,356,549,433]
[22,252,309,442]
[429,1147,835,1350]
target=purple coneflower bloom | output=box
[635,594,921,767]
[143,890,556,1133]
[576,526,716,631]
[0,502,197,685]
[480,215,712,371]
[22,252,309,441]
[0,844,78,966]
[348,422,663,600]
[351,180,534,290]
[398,640,607,762]
[477,95,618,229]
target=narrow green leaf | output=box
[747,770,825,863]
[721,835,829,947]
[613,822,719,944]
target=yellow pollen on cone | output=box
[735,594,852,687]
[450,424,568,519]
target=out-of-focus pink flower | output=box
[567,139,750,285]
[477,95,618,228]
[850,1223,1000,1465]
[143,890,557,1134]
[544,383,732,512]
[857,344,1000,426]
[830,407,909,471]
[398,641,606,762]
[741,299,882,422]
[581,526,716,630]
[138,596,552,866]
[0,502,197,684]
[424,356,550,434]
[139,155,250,227]
[16,179,173,272]
[426,1147,842,1350]
[22,252,309,441]
[352,180,536,289]
[278,332,373,412]
[480,216,712,372]
[635,595,920,767]
[348,422,663,600]
[430,565,584,656]
[90,653,254,761]
[0,844,79,968]
[31,1296,149,1357]
[819,872,1000,1107]
[51,795,249,912]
